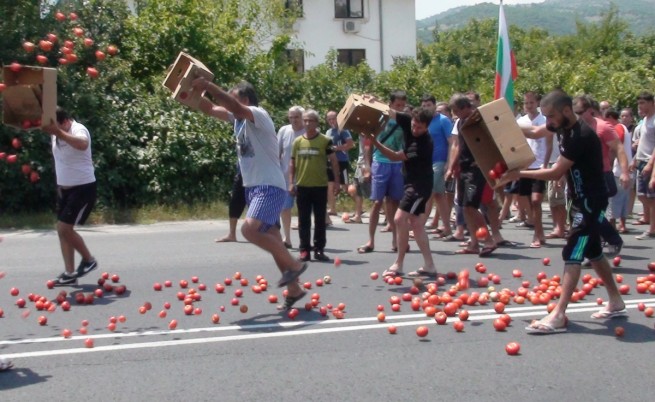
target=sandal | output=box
[455,248,478,255]
[382,269,404,277]
[357,245,374,254]
[440,234,465,242]
[636,231,655,240]
[496,240,517,247]
[277,291,307,311]
[479,246,497,257]
[544,233,566,239]
[277,262,308,288]
[407,267,437,278]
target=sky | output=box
[415,0,546,20]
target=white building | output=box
[287,0,416,72]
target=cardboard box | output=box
[163,52,214,110]
[460,98,536,188]
[337,94,390,135]
[2,65,57,130]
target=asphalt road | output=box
[1,211,655,401]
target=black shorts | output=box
[456,166,486,209]
[504,180,520,194]
[518,177,546,196]
[229,172,246,219]
[399,183,432,216]
[327,161,350,184]
[57,182,97,225]
[562,201,607,264]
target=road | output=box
[1,214,654,400]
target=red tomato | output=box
[453,321,465,332]
[475,226,489,241]
[388,325,397,334]
[505,342,520,355]
[416,326,429,338]
[614,326,625,337]
[493,318,507,331]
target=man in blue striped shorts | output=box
[193,78,308,310]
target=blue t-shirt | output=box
[428,113,453,163]
[373,119,404,164]
[325,128,352,162]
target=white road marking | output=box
[2,298,653,359]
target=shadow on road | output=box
[0,367,51,390]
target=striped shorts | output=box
[562,202,604,265]
[245,185,286,232]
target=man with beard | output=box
[503,90,625,334]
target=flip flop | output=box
[479,246,497,257]
[545,233,566,239]
[635,232,655,240]
[277,291,307,311]
[525,322,568,335]
[346,217,363,224]
[407,267,438,278]
[633,219,650,225]
[590,308,628,319]
[215,237,236,243]
[455,248,478,255]
[440,234,465,242]
[382,269,404,277]
[277,262,308,288]
[496,240,517,247]
[357,245,374,254]
[529,241,543,249]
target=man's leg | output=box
[313,187,328,254]
[389,208,410,272]
[529,263,581,330]
[409,213,436,272]
[217,173,245,242]
[57,222,92,274]
[296,187,312,255]
[435,193,452,235]
[280,208,292,246]
[531,191,546,245]
[591,257,626,313]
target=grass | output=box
[0,194,362,230]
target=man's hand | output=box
[620,172,631,189]
[42,119,59,136]
[191,76,210,92]
[497,169,520,187]
[288,184,296,196]
[643,162,653,177]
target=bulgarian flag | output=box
[494,0,518,107]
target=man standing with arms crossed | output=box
[43,108,98,286]
[278,106,306,249]
[192,78,307,310]
[505,91,625,333]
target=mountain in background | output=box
[417,0,655,43]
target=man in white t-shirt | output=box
[517,92,550,248]
[43,108,98,286]
[278,106,306,248]
[192,78,308,310]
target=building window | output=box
[337,49,366,66]
[285,49,305,73]
[335,0,364,19]
[285,0,303,17]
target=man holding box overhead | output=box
[192,78,308,310]
[502,90,625,334]
[43,108,98,286]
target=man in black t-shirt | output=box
[503,91,626,334]
[366,107,437,278]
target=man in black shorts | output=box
[504,91,626,334]
[43,108,99,286]
[446,94,497,256]
[365,107,437,278]
[215,166,246,242]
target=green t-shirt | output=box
[373,119,404,164]
[291,134,334,187]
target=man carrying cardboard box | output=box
[501,90,625,334]
[191,78,307,310]
[42,108,98,286]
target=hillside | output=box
[417,0,655,43]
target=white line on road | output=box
[2,298,652,359]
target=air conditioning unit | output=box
[343,20,360,34]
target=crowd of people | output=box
[3,84,653,373]
[208,84,654,333]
